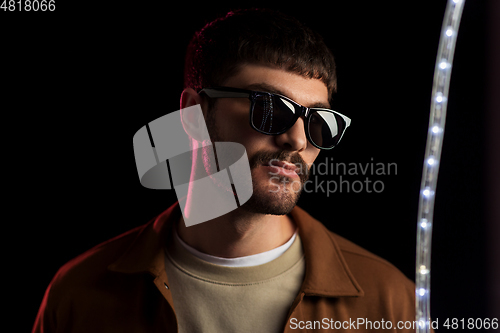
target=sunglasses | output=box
[198,87,351,150]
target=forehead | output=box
[222,63,331,109]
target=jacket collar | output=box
[107,203,181,276]
[109,202,363,297]
[289,206,364,297]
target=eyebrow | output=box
[244,83,331,109]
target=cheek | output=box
[213,99,256,142]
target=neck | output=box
[177,205,296,258]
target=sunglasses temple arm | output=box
[200,89,250,99]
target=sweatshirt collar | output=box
[108,202,363,297]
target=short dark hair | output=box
[184,8,337,98]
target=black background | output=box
[1,0,495,331]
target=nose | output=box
[274,117,308,152]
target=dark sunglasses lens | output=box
[251,94,297,134]
[308,110,347,149]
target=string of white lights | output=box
[416,0,466,331]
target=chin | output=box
[240,176,303,215]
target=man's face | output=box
[203,63,329,215]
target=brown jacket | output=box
[33,203,417,332]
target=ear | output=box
[180,87,202,110]
[180,88,211,143]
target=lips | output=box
[265,160,300,176]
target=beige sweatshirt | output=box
[164,231,306,333]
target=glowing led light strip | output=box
[416,0,465,331]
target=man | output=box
[33,9,416,332]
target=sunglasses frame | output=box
[198,86,351,150]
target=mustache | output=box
[249,150,310,183]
